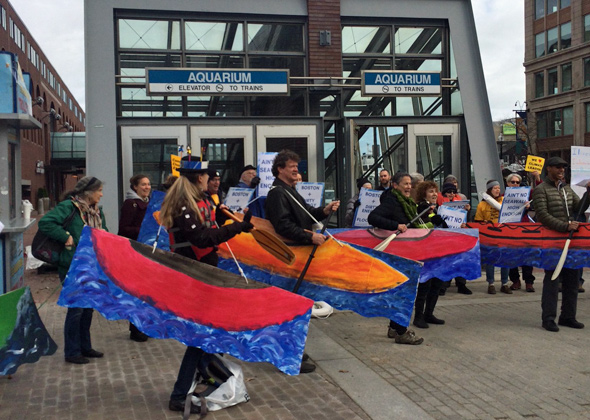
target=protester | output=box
[409,172,424,202]
[161,174,178,192]
[345,177,372,227]
[377,169,391,190]
[38,176,108,364]
[206,168,222,205]
[368,171,424,345]
[118,174,152,342]
[532,157,590,332]
[265,149,340,371]
[160,165,253,413]
[475,179,510,294]
[236,164,264,218]
[504,173,536,293]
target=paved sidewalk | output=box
[2,267,590,419]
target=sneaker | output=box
[394,329,424,345]
[510,281,521,290]
[457,284,473,295]
[130,330,149,342]
[558,318,585,329]
[542,321,559,332]
[387,327,397,339]
[424,314,445,325]
[169,399,200,414]
[65,355,90,364]
[81,349,104,358]
[413,317,429,329]
[487,285,496,294]
[500,285,513,294]
[299,361,316,374]
[526,284,535,293]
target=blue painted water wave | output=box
[481,245,590,270]
[58,230,309,376]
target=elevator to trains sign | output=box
[361,71,441,96]
[146,68,290,96]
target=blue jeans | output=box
[61,273,94,358]
[485,265,509,285]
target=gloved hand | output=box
[250,176,261,187]
[241,210,254,232]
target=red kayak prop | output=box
[332,228,481,283]
[465,221,590,269]
[59,227,314,375]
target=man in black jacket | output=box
[265,150,339,374]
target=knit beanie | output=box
[486,180,500,190]
[442,183,457,195]
[74,176,99,193]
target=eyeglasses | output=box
[509,180,520,185]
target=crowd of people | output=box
[36,151,589,413]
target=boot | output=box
[424,288,444,325]
[413,283,428,328]
[413,313,429,329]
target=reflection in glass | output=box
[395,58,441,72]
[354,126,405,185]
[132,138,177,189]
[547,27,558,54]
[549,109,562,137]
[119,53,181,82]
[342,26,391,54]
[202,138,245,191]
[247,24,304,52]
[560,22,571,49]
[185,21,243,51]
[537,112,547,139]
[535,0,545,19]
[585,15,590,42]
[395,27,441,54]
[185,55,244,68]
[119,19,180,49]
[561,63,571,92]
[416,135,451,186]
[535,32,545,57]
[186,96,245,117]
[535,71,544,98]
[563,107,573,136]
[120,88,183,117]
[547,67,557,95]
[249,56,305,77]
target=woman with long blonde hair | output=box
[161,166,253,414]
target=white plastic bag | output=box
[25,245,45,270]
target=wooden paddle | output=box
[221,209,295,266]
[373,206,434,252]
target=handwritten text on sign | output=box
[295,182,324,208]
[525,155,545,173]
[257,152,278,197]
[224,188,255,213]
[498,186,531,223]
[437,206,467,229]
[354,188,383,227]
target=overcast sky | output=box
[9,0,525,120]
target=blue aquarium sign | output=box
[362,71,441,96]
[146,68,290,96]
[0,52,32,115]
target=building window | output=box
[562,63,572,92]
[547,27,558,54]
[586,103,590,133]
[537,106,573,138]
[535,0,545,19]
[560,22,571,49]
[185,21,243,51]
[118,19,181,50]
[547,0,558,14]
[563,107,573,135]
[535,32,545,57]
[585,15,590,42]
[1,6,6,30]
[585,58,590,86]
[535,71,544,98]
[548,67,558,95]
[561,0,570,7]
[537,112,547,138]
[342,26,391,54]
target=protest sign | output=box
[257,152,278,197]
[296,182,324,207]
[440,200,469,209]
[498,186,531,223]
[353,188,382,227]
[437,206,467,229]
[525,155,545,173]
[571,146,590,199]
[170,155,181,177]
[224,188,255,213]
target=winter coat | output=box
[265,178,326,244]
[532,179,589,232]
[38,199,108,276]
[368,189,410,231]
[118,189,149,240]
[474,197,503,223]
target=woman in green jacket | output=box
[38,176,108,364]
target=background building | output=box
[86,0,503,227]
[0,0,86,209]
[525,0,590,161]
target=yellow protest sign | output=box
[171,155,181,177]
[525,155,545,173]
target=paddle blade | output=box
[251,228,295,265]
[374,232,398,252]
[551,238,571,280]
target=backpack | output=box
[185,354,249,419]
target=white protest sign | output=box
[296,182,324,207]
[437,206,467,229]
[571,146,590,199]
[498,186,531,223]
[353,187,382,227]
[256,152,278,197]
[224,187,255,213]
[440,200,469,209]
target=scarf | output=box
[391,188,432,229]
[72,196,102,228]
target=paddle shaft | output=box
[292,208,335,293]
[551,190,589,280]
[374,205,434,252]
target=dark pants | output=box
[170,346,205,401]
[509,266,535,284]
[61,273,94,358]
[415,278,443,319]
[541,268,580,323]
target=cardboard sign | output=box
[295,182,324,207]
[525,155,545,173]
[441,200,469,209]
[571,146,590,199]
[170,154,181,177]
[224,187,255,213]
[353,188,383,227]
[257,152,278,197]
[437,206,467,229]
[498,186,531,223]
